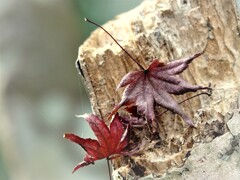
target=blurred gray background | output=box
[0,0,142,179]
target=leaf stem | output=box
[158,91,212,117]
[85,18,145,70]
[107,158,112,180]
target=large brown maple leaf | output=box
[110,52,210,127]
[64,113,129,173]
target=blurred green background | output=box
[0,0,142,179]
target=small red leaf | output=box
[64,113,129,173]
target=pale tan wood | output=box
[78,0,240,178]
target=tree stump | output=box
[78,0,240,179]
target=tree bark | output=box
[78,0,240,179]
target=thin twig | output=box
[107,158,112,180]
[85,18,145,70]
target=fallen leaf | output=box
[110,52,210,128]
[64,113,129,173]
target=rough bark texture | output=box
[78,0,240,179]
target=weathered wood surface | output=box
[78,0,240,179]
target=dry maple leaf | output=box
[109,52,210,128]
[64,113,129,173]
